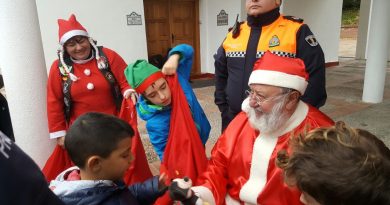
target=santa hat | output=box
[57,14,107,82]
[58,14,89,45]
[248,51,308,94]
[124,60,164,94]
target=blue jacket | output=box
[137,44,211,160]
[50,167,165,205]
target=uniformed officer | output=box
[215,0,327,132]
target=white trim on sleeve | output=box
[192,186,216,205]
[50,130,66,139]
[239,132,278,204]
[123,88,136,98]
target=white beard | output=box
[246,97,288,134]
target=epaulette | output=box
[228,14,244,39]
[283,15,304,23]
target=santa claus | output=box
[171,51,334,205]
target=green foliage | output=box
[342,8,359,26]
[343,0,361,9]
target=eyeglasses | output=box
[65,36,88,47]
[245,89,287,105]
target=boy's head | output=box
[278,121,390,205]
[65,112,134,181]
[125,60,172,106]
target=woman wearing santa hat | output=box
[43,14,136,181]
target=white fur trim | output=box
[239,132,278,204]
[248,70,308,94]
[50,130,66,139]
[123,88,136,98]
[192,186,216,205]
[225,194,241,205]
[70,54,94,64]
[261,101,309,138]
[239,101,309,203]
[241,97,250,113]
[60,30,89,45]
[273,101,308,137]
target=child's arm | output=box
[162,44,194,80]
[128,175,167,205]
[162,53,180,75]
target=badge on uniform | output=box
[269,35,280,48]
[305,35,319,47]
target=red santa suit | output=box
[43,14,134,181]
[192,100,333,205]
[43,47,131,181]
[47,47,130,138]
[191,51,334,205]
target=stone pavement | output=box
[323,58,390,145]
[140,56,390,174]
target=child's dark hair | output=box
[65,112,134,168]
[277,121,390,205]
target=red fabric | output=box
[119,99,153,184]
[57,14,87,43]
[47,48,130,134]
[198,104,334,205]
[44,48,130,181]
[155,75,208,205]
[253,51,308,80]
[42,145,73,181]
[136,71,164,93]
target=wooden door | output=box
[144,0,200,75]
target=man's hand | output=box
[56,136,65,148]
[162,54,180,75]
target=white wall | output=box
[199,0,242,73]
[283,0,343,63]
[35,0,342,74]
[36,0,148,71]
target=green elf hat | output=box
[124,60,164,94]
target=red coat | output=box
[193,101,334,205]
[43,48,132,181]
[47,47,131,138]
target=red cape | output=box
[120,99,153,184]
